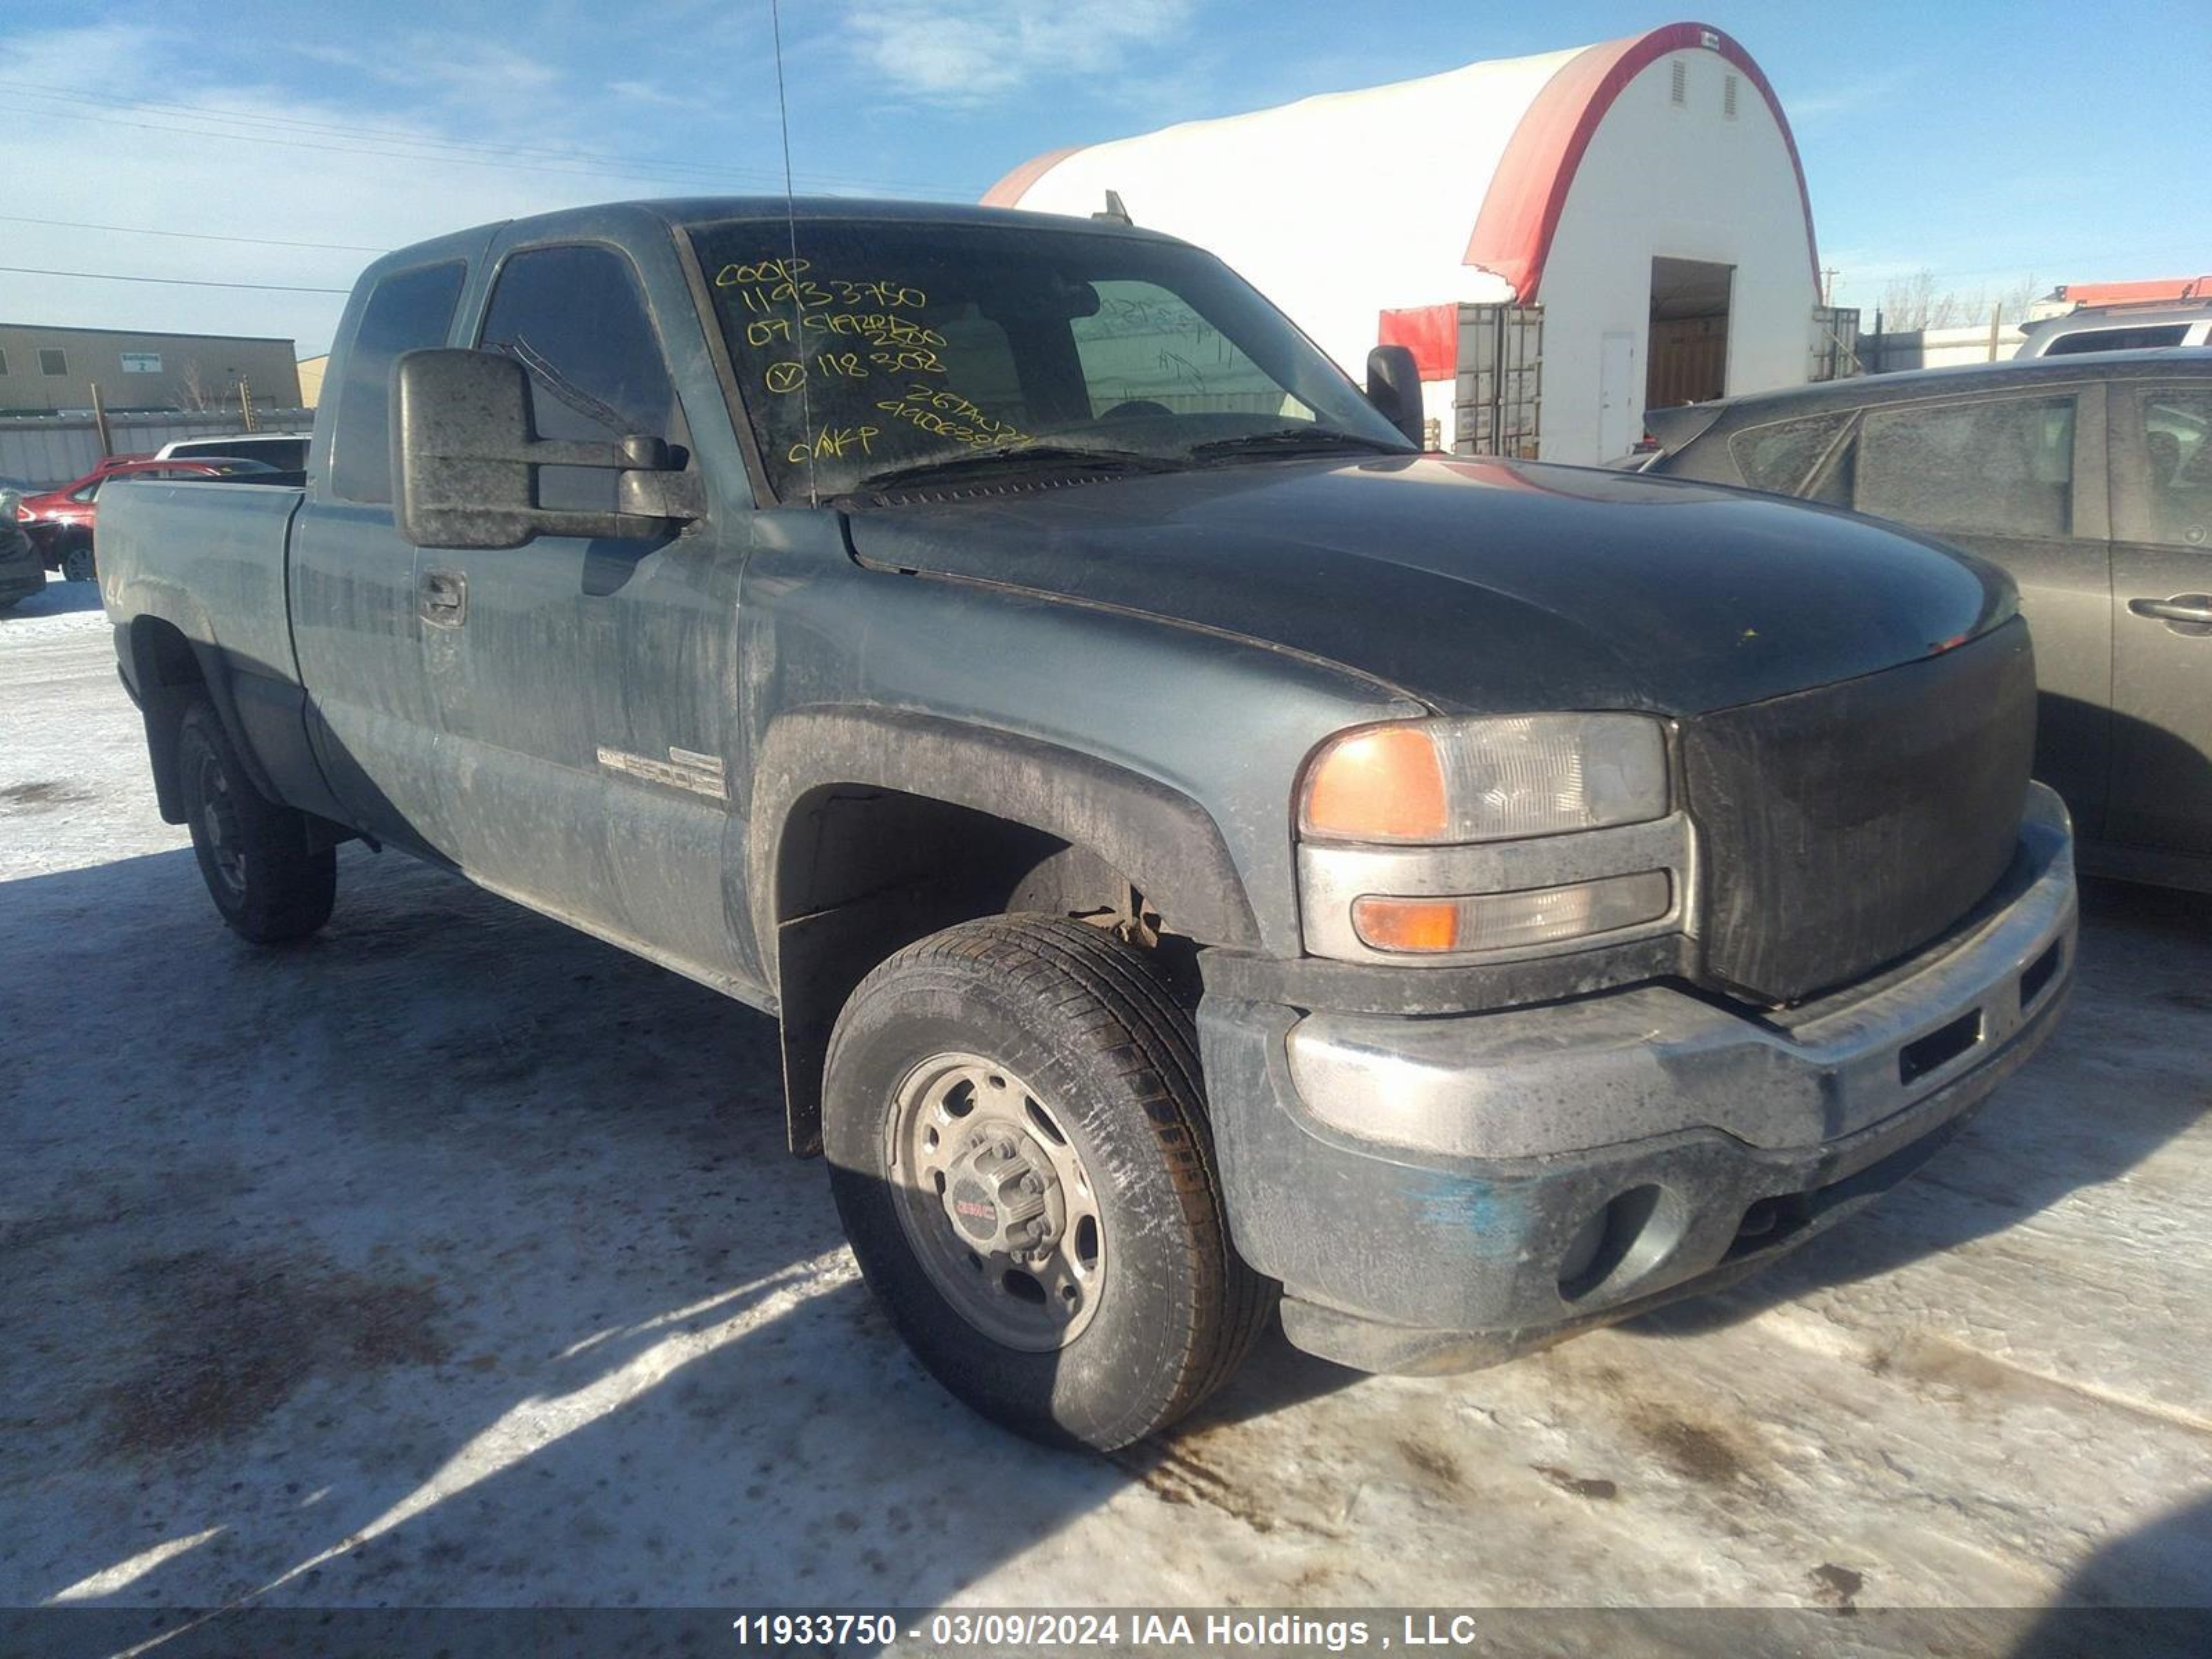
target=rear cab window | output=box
[330,261,468,505]
[1071,279,1297,418]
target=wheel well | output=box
[130,617,210,823]
[771,784,1186,1156]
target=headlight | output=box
[1295,713,1686,964]
[1298,713,1669,844]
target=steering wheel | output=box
[1099,400,1173,421]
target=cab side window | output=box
[477,244,681,513]
[2120,388,2212,549]
[1856,395,2076,538]
[330,261,467,505]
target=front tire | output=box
[176,701,336,944]
[60,538,95,583]
[823,916,1273,1452]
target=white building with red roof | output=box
[985,21,1830,464]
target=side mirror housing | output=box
[1365,344,1426,447]
[391,348,700,549]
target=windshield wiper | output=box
[1188,427,1414,462]
[856,443,1183,493]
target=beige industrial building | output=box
[0,322,301,415]
[295,353,330,409]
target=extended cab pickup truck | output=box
[100,199,2077,1452]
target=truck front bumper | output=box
[1195,782,2077,1374]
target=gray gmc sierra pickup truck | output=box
[97,198,2076,1452]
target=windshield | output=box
[687,217,1412,500]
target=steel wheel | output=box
[823,915,1273,1450]
[886,1051,1106,1351]
[174,700,337,944]
[192,745,247,900]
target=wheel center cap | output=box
[939,1130,1058,1255]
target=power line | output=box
[0,77,729,167]
[0,214,386,254]
[0,76,958,193]
[0,77,795,185]
[4,99,774,190]
[0,265,353,294]
[1834,240,2204,297]
[0,78,979,197]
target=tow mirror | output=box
[1365,344,1425,447]
[391,348,703,550]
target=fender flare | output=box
[118,616,283,821]
[748,706,1264,1155]
[748,704,1262,964]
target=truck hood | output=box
[842,455,2015,716]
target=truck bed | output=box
[99,478,305,691]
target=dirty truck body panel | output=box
[97,196,2074,1407]
[840,458,2012,718]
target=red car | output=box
[17,457,278,582]
[81,451,153,478]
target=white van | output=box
[2017,306,2212,358]
[151,432,312,469]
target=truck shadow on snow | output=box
[2009,1488,2212,1656]
[1627,874,2212,1341]
[1,843,1346,1625]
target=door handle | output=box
[420,568,467,627]
[2128,593,2212,632]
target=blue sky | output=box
[1,0,2206,356]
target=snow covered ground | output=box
[3,573,2208,1652]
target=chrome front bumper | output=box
[1195,783,2078,1372]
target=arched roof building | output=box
[986,22,1826,463]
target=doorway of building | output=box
[1648,256,1734,406]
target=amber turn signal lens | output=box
[1349,897,1463,952]
[1351,872,1673,957]
[1300,726,1449,842]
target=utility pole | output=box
[90,382,114,458]
[238,379,257,432]
[1821,265,1839,307]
